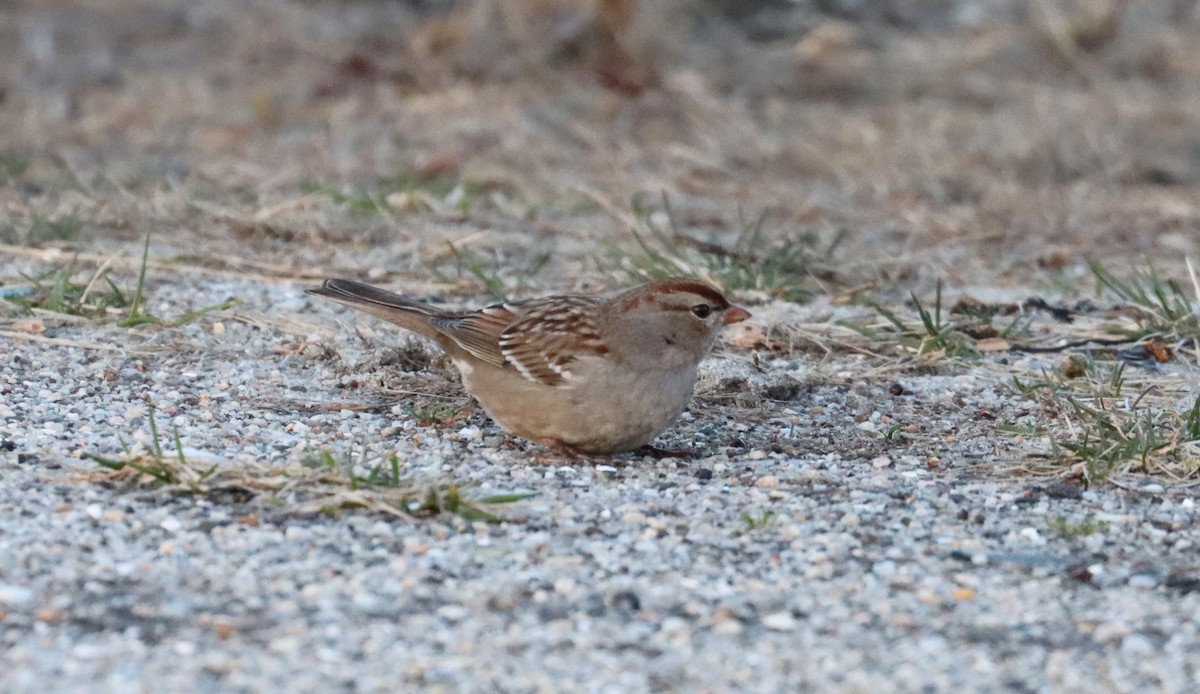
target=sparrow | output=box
[307,277,750,455]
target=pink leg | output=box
[531,438,626,467]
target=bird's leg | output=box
[634,444,695,460]
[531,439,627,467]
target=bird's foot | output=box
[531,439,627,467]
[633,444,696,460]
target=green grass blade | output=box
[124,231,152,325]
[475,493,536,504]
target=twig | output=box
[1186,256,1200,312]
[0,329,155,355]
[78,252,120,307]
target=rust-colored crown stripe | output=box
[650,279,730,308]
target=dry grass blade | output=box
[0,329,157,355]
[84,440,531,523]
[77,253,120,307]
[230,310,332,339]
[0,244,326,286]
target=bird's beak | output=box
[723,305,751,325]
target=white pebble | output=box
[0,584,34,605]
[285,526,311,541]
[437,605,470,622]
[1128,574,1158,589]
[1121,633,1155,656]
[1019,527,1045,545]
[762,612,798,631]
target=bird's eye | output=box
[690,304,712,319]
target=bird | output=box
[306,277,750,455]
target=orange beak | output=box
[723,305,751,325]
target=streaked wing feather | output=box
[497,297,608,387]
[433,296,609,387]
[430,305,514,368]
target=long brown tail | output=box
[306,279,445,341]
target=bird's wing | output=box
[433,296,609,387]
[496,296,609,387]
[430,304,514,369]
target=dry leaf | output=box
[725,323,766,350]
[975,337,1009,353]
[11,319,45,334]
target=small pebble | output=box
[0,584,34,605]
[1128,574,1159,589]
[754,475,780,489]
[762,612,798,632]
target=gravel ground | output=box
[4,262,1200,693]
[4,2,1200,690]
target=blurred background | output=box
[2,0,1199,297]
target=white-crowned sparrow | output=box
[306,278,750,454]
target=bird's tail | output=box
[306,279,445,341]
